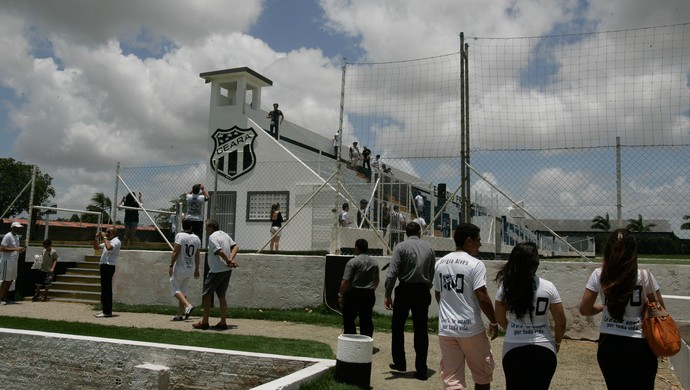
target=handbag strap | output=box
[640,269,661,304]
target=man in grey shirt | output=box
[338,239,379,337]
[384,222,436,380]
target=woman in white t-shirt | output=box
[579,229,663,389]
[495,241,566,390]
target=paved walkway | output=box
[0,301,682,389]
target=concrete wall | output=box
[105,251,690,340]
[0,328,333,390]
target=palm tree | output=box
[591,213,611,231]
[626,214,656,232]
[84,192,113,224]
[682,215,690,230]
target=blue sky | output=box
[0,0,689,236]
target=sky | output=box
[1,0,689,234]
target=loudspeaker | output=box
[437,183,446,198]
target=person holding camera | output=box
[93,227,121,318]
[186,183,209,237]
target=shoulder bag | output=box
[640,269,681,357]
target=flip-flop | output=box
[192,322,209,330]
[211,323,228,330]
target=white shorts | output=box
[0,259,18,281]
[170,271,193,297]
[270,226,281,237]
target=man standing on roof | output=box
[267,103,284,137]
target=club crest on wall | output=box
[210,126,258,181]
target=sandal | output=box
[192,322,209,330]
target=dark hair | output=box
[182,219,193,231]
[405,222,421,236]
[43,239,52,246]
[495,241,540,322]
[124,192,137,206]
[454,223,480,248]
[342,202,349,210]
[205,219,220,231]
[271,203,280,212]
[192,184,201,194]
[355,238,369,253]
[601,229,638,322]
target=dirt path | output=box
[0,301,682,389]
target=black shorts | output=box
[202,271,232,298]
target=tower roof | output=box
[199,67,273,87]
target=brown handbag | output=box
[640,269,681,357]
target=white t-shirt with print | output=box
[585,268,659,338]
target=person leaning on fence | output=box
[269,203,285,251]
[169,219,200,321]
[495,241,565,390]
[120,191,142,248]
[32,239,58,302]
[338,238,379,337]
[0,222,26,305]
[579,229,664,389]
[185,184,209,237]
[434,223,498,389]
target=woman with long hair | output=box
[579,229,664,389]
[120,191,142,247]
[495,241,566,389]
[269,203,284,251]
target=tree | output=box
[0,158,55,218]
[682,215,690,230]
[626,214,657,232]
[591,213,611,231]
[82,192,113,224]
[154,193,187,229]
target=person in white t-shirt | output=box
[185,183,209,237]
[0,222,25,304]
[495,241,565,390]
[193,219,238,331]
[579,229,664,389]
[433,223,498,390]
[169,219,201,321]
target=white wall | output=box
[109,250,690,340]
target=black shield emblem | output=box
[210,126,257,181]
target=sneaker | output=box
[172,315,184,321]
[0,300,6,305]
[32,296,39,302]
[94,312,112,318]
[184,304,195,320]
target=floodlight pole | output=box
[616,136,622,228]
[460,33,471,223]
[332,58,347,254]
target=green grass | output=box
[105,303,439,334]
[299,368,360,390]
[0,316,334,359]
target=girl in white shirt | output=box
[579,229,663,389]
[495,241,566,390]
